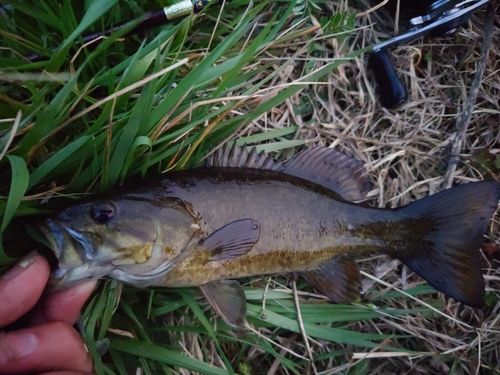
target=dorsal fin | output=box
[279,147,371,202]
[205,142,281,170]
[206,143,371,201]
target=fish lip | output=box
[47,264,92,293]
[41,218,66,258]
[46,266,94,293]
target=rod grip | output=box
[368,49,407,109]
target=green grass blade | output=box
[119,136,153,184]
[1,155,29,234]
[83,282,114,375]
[28,135,93,189]
[15,68,83,158]
[109,335,230,375]
[105,80,155,188]
[0,155,30,263]
[181,292,235,375]
[97,280,121,341]
[235,126,298,145]
[149,15,259,127]
[246,303,386,349]
[47,0,119,71]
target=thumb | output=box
[28,281,97,326]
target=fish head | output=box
[40,195,200,291]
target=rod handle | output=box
[368,49,408,109]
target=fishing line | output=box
[19,0,224,62]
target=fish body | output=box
[152,167,420,286]
[41,145,500,327]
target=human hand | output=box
[0,252,96,375]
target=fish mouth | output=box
[39,218,67,260]
[41,219,111,292]
[42,218,96,263]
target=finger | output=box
[0,252,50,327]
[40,372,92,375]
[28,281,97,326]
[0,322,93,374]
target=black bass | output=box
[40,145,500,327]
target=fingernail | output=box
[71,280,97,296]
[0,331,38,366]
[2,252,38,280]
[49,280,97,299]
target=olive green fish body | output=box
[42,145,500,327]
[153,168,407,287]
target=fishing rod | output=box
[368,0,491,108]
[15,0,491,108]
[24,0,223,62]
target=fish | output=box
[39,144,500,327]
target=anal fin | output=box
[299,256,361,303]
[200,280,247,328]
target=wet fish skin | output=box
[42,195,200,290]
[148,167,497,310]
[154,167,412,286]
[41,145,500,326]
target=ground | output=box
[0,0,499,374]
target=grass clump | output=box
[1,0,500,374]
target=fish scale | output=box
[157,168,394,286]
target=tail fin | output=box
[397,181,500,308]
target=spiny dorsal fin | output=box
[205,142,281,170]
[279,147,371,202]
[298,256,361,303]
[206,143,370,201]
[200,280,247,328]
[199,219,261,261]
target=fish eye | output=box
[92,203,116,224]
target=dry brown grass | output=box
[232,1,500,373]
[2,1,499,373]
[101,2,499,373]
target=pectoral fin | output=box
[200,280,247,328]
[200,219,261,261]
[299,256,361,303]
